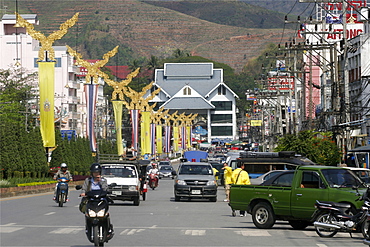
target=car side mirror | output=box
[215,172,220,176]
[75,185,82,190]
[171,171,177,176]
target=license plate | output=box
[191,190,201,195]
[112,191,122,195]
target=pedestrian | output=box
[222,162,233,202]
[212,166,219,182]
[231,163,250,216]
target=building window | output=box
[217,85,226,95]
[183,87,191,95]
[211,101,232,111]
[211,126,232,136]
[211,114,232,123]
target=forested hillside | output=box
[3,0,300,72]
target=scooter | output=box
[313,186,370,238]
[148,173,158,190]
[77,186,114,247]
[55,177,69,207]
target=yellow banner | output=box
[250,120,262,126]
[39,62,55,147]
[112,101,124,155]
[140,112,151,155]
[173,126,179,152]
[187,126,191,148]
[156,125,162,154]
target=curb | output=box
[0,181,84,198]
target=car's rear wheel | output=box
[252,202,275,229]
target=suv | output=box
[172,162,218,202]
[101,162,141,206]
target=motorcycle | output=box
[76,186,114,247]
[148,173,158,190]
[313,186,370,238]
[55,177,69,207]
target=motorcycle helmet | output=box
[60,163,68,170]
[90,163,102,174]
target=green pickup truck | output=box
[229,165,366,230]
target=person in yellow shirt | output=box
[222,163,233,202]
[231,163,250,216]
[212,167,219,181]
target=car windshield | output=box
[321,169,365,188]
[101,166,137,178]
[160,166,172,171]
[179,165,213,175]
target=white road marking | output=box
[182,230,206,236]
[235,230,271,236]
[316,244,327,247]
[120,229,145,235]
[44,212,55,216]
[49,228,82,234]
[1,226,24,233]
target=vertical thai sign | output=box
[38,62,55,147]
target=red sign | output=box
[267,76,294,91]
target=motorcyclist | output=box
[53,163,73,201]
[79,163,114,239]
[148,163,159,187]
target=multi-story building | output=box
[149,63,239,144]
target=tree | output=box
[146,55,161,80]
[274,130,342,166]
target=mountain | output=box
[4,0,299,72]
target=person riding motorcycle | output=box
[79,163,114,239]
[53,163,73,201]
[148,163,159,187]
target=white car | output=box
[345,167,370,185]
[250,170,287,185]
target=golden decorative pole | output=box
[105,68,140,100]
[104,68,140,155]
[14,12,79,160]
[120,82,161,158]
[66,45,119,84]
[66,46,118,155]
[16,12,79,61]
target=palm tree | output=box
[146,55,161,80]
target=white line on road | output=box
[44,212,56,215]
[316,244,327,247]
[182,230,206,236]
[0,227,24,233]
[49,228,82,234]
[120,229,145,235]
[235,230,271,236]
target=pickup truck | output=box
[229,165,366,230]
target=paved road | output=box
[0,175,367,247]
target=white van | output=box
[101,163,141,206]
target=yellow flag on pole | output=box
[112,101,124,155]
[140,111,151,155]
[173,126,179,152]
[156,125,162,154]
[38,62,55,147]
